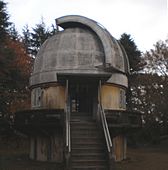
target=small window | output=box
[31,87,42,108]
[119,89,126,109]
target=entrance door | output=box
[70,83,96,113]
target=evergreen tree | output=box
[22,19,57,56]
[9,23,19,41]
[22,25,32,54]
[50,24,57,35]
[30,19,51,55]
[119,33,142,73]
[0,0,11,43]
[119,33,143,111]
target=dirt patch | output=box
[116,144,168,170]
[0,158,63,170]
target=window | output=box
[31,87,42,108]
[119,89,126,109]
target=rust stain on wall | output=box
[42,86,66,109]
[31,85,66,109]
[101,84,125,110]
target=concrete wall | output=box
[30,134,63,162]
[50,135,63,162]
[42,86,65,109]
[30,83,65,162]
[101,84,126,110]
[31,84,66,109]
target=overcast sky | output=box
[5,0,168,52]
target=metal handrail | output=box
[98,104,115,170]
[65,106,71,152]
[98,104,112,152]
[65,80,71,169]
[98,80,115,170]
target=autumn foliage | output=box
[0,37,32,115]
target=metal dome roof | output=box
[30,15,129,87]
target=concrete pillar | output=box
[113,135,127,161]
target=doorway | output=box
[69,81,97,114]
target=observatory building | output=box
[15,15,141,169]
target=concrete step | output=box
[71,117,94,122]
[71,145,105,150]
[71,121,97,126]
[71,134,103,138]
[71,159,107,166]
[73,166,107,170]
[71,112,91,117]
[72,152,106,160]
[71,143,104,148]
[70,112,108,170]
[71,129,101,135]
[72,165,107,170]
[71,133,102,139]
[71,138,104,144]
[71,148,105,154]
[71,137,104,145]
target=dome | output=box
[30,15,129,87]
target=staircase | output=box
[70,112,108,170]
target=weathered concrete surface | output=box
[56,15,129,73]
[101,84,126,110]
[28,15,131,164]
[31,85,65,109]
[30,15,129,88]
[107,73,128,87]
[30,135,63,162]
[113,135,127,161]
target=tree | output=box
[0,38,32,116]
[30,19,53,55]
[119,33,142,73]
[119,33,143,110]
[143,40,168,76]
[128,39,168,144]
[0,0,32,117]
[0,0,11,43]
[22,25,32,55]
[22,18,57,56]
[9,23,20,41]
[142,39,168,136]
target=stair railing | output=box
[65,80,71,170]
[98,80,115,170]
[98,104,112,152]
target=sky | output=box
[4,0,168,52]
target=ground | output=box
[116,145,168,170]
[0,135,168,170]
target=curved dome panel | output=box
[30,15,129,87]
[56,15,129,73]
